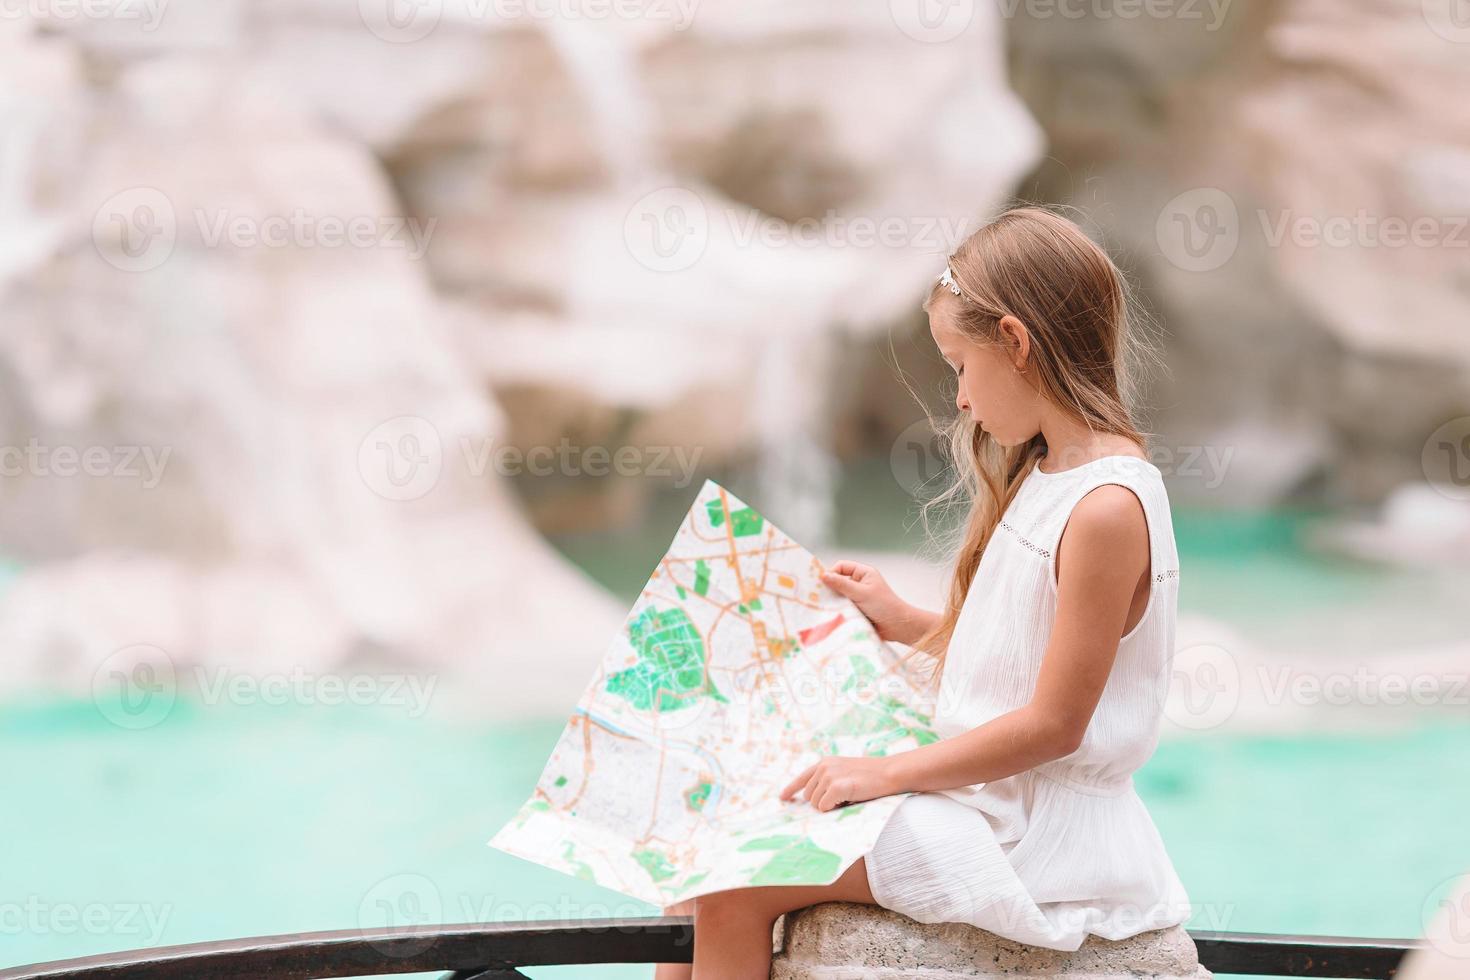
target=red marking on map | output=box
[799,614,844,647]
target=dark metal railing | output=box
[1190,931,1422,978]
[0,917,1425,980]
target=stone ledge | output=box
[769,903,1212,979]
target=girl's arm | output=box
[878,603,941,648]
[782,485,1150,810]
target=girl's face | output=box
[928,298,1040,447]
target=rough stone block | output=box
[769,902,1212,980]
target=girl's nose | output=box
[956,388,970,414]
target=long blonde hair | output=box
[904,204,1162,689]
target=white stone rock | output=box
[0,38,620,716]
[770,903,1212,979]
[1008,0,1470,506]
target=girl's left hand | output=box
[779,755,900,812]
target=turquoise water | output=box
[5,696,1468,974]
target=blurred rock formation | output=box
[0,3,1040,707]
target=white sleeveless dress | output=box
[864,454,1191,951]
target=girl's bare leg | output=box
[689,856,878,980]
[653,898,697,980]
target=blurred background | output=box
[3,0,1470,976]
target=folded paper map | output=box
[488,479,940,906]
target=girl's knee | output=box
[663,898,697,916]
[694,888,778,926]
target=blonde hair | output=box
[903,204,1162,689]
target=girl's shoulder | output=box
[1018,454,1164,506]
[1010,455,1174,553]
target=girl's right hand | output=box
[821,560,936,646]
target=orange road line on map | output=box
[564,713,640,812]
[717,487,743,592]
[759,526,774,583]
[568,722,714,895]
[654,553,836,736]
[641,593,742,662]
[663,543,802,562]
[688,511,732,544]
[715,488,787,719]
[652,531,770,687]
[640,499,908,774]
[642,743,669,843]
[767,590,833,613]
[761,597,819,736]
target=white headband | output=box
[938,263,962,297]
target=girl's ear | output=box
[997,314,1031,371]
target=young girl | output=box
[658,205,1191,980]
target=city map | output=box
[489,480,940,906]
